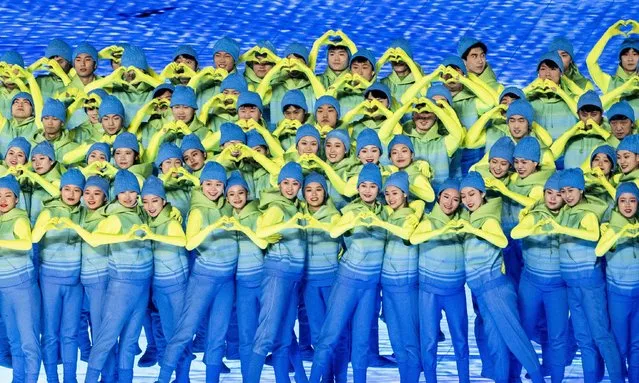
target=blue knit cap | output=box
[84,176,110,199]
[437,178,460,196]
[113,132,139,153]
[390,38,413,59]
[88,88,109,102]
[86,142,111,163]
[220,122,247,145]
[590,145,617,169]
[577,90,603,112]
[113,169,140,195]
[296,124,320,145]
[281,90,308,112]
[364,82,392,102]
[225,171,249,195]
[607,101,635,121]
[170,85,198,109]
[31,141,55,161]
[559,168,585,191]
[237,91,263,113]
[303,172,328,194]
[349,48,376,67]
[514,136,541,162]
[383,171,409,195]
[618,135,639,154]
[457,36,487,58]
[61,168,86,190]
[283,42,309,63]
[489,136,515,164]
[326,129,350,153]
[41,98,67,123]
[173,45,199,63]
[256,40,278,56]
[220,73,248,93]
[99,95,125,119]
[537,51,564,73]
[278,162,304,185]
[246,130,267,148]
[1,50,24,67]
[155,143,182,168]
[426,82,453,105]
[619,38,639,58]
[45,38,72,62]
[314,95,341,119]
[10,92,34,117]
[544,171,562,191]
[200,161,227,185]
[121,46,148,70]
[499,86,526,102]
[358,163,382,190]
[460,171,486,193]
[356,128,383,155]
[152,83,175,98]
[0,175,20,198]
[213,37,240,63]
[141,175,166,200]
[73,42,98,62]
[388,134,414,156]
[548,37,574,59]
[181,133,205,154]
[506,99,534,124]
[6,137,31,158]
[616,182,639,202]
[442,55,467,76]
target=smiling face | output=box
[297,136,319,155]
[358,181,379,204]
[389,144,413,169]
[142,195,166,218]
[560,186,582,207]
[325,138,346,163]
[201,179,224,201]
[0,188,17,214]
[303,182,325,211]
[460,187,484,212]
[86,149,108,165]
[618,192,638,218]
[171,105,195,123]
[508,115,529,139]
[114,148,137,170]
[4,147,27,167]
[31,154,54,175]
[61,185,82,206]
[514,158,537,178]
[279,178,301,200]
[117,190,138,208]
[412,111,437,133]
[83,186,106,211]
[358,145,381,165]
[438,188,461,215]
[544,188,564,212]
[227,185,248,211]
[489,157,510,179]
[591,153,613,176]
[617,150,639,174]
[384,185,406,210]
[214,52,235,71]
[160,158,182,176]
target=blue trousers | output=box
[567,283,624,383]
[84,281,116,382]
[236,283,261,378]
[158,273,234,383]
[517,275,568,383]
[382,286,420,383]
[40,278,83,383]
[0,312,10,363]
[608,291,639,383]
[309,277,377,383]
[85,278,150,383]
[419,288,469,383]
[0,279,41,383]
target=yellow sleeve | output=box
[585,22,620,92]
[0,217,33,251]
[31,209,52,243]
[148,220,186,247]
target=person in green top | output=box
[607,101,636,145]
[29,98,80,166]
[614,134,639,188]
[68,42,101,91]
[0,50,25,118]
[309,30,356,89]
[548,37,594,92]
[457,36,501,92]
[379,38,421,102]
[35,38,73,100]
[1,92,38,155]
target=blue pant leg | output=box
[472,293,492,378]
[40,280,64,380]
[419,289,441,383]
[297,281,312,349]
[441,290,470,383]
[0,309,11,363]
[517,276,543,381]
[304,284,327,347]
[236,283,261,378]
[382,287,420,383]
[78,290,92,358]
[608,292,630,366]
[84,281,114,380]
[226,302,240,359]
[567,286,599,382]
[367,285,381,358]
[350,286,377,381]
[203,280,235,381]
[629,296,639,383]
[541,285,569,383]
[116,282,150,380]
[60,283,83,382]
[476,293,513,383]
[503,237,523,288]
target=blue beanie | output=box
[256,40,278,56]
[200,161,227,185]
[61,168,86,190]
[220,73,248,93]
[121,46,148,70]
[31,141,55,161]
[559,168,585,191]
[73,42,98,62]
[537,51,564,73]
[303,172,328,194]
[283,42,309,63]
[278,162,304,185]
[173,45,199,63]
[437,178,460,196]
[155,143,182,168]
[364,82,392,102]
[11,92,34,117]
[506,99,534,124]
[141,175,166,200]
[6,137,31,158]
[358,163,382,190]
[590,145,617,169]
[246,130,267,148]
[619,38,639,58]
[548,37,575,60]
[98,95,125,120]
[1,50,24,67]
[618,135,639,154]
[225,171,249,195]
[442,55,467,76]
[237,91,264,113]
[220,122,247,145]
[388,134,414,156]
[326,129,350,153]
[88,88,109,102]
[213,37,240,63]
[314,95,341,119]
[390,38,413,58]
[45,38,72,62]
[544,171,562,191]
[86,142,111,163]
[152,83,175,98]
[577,90,603,112]
[41,98,67,123]
[457,36,487,58]
[113,169,140,195]
[514,136,541,162]
[113,132,139,153]
[383,171,409,195]
[84,176,110,199]
[296,124,320,145]
[499,86,526,102]
[426,82,453,105]
[616,182,639,202]
[607,101,635,121]
[460,171,486,193]
[356,128,383,155]
[349,48,376,67]
[489,136,515,164]
[181,133,206,154]
[0,175,20,198]
[170,85,198,109]
[281,90,308,112]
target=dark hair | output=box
[539,59,560,71]
[366,90,388,100]
[351,56,372,66]
[327,45,349,53]
[579,105,602,113]
[461,42,486,60]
